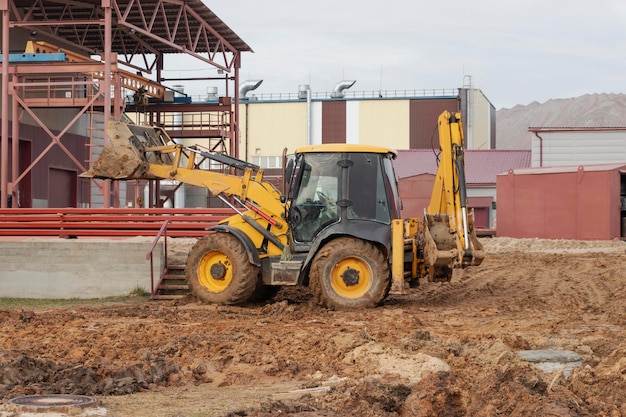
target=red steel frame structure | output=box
[0,0,251,208]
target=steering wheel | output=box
[289,206,302,226]
[316,191,336,211]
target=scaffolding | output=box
[0,0,252,208]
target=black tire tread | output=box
[310,237,390,309]
[186,233,258,305]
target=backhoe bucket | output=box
[423,212,485,282]
[80,120,173,180]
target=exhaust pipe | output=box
[330,80,356,98]
[239,80,263,99]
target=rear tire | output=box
[186,233,258,305]
[310,237,390,309]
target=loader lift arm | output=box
[81,120,289,255]
[422,111,484,281]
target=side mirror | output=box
[284,158,294,182]
[283,158,294,195]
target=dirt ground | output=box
[0,237,625,417]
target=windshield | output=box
[289,153,340,242]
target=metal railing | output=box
[188,88,459,103]
[0,207,234,237]
[146,220,170,296]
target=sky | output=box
[168,0,626,109]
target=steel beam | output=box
[11,73,17,206]
[1,3,9,208]
[103,0,112,207]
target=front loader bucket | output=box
[423,212,484,282]
[80,120,173,180]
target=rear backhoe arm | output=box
[422,111,484,281]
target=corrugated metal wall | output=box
[496,166,625,240]
[531,130,626,167]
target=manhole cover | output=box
[518,349,583,378]
[5,395,102,415]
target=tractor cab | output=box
[286,144,401,250]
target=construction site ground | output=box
[0,237,625,416]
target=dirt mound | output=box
[496,92,626,149]
[0,237,625,416]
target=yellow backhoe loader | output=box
[81,111,484,309]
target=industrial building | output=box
[0,1,503,212]
[237,85,495,168]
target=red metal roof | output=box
[529,127,626,132]
[394,149,531,185]
[502,162,626,176]
[10,0,252,55]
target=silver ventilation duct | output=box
[206,86,218,101]
[298,84,310,99]
[330,80,356,98]
[240,80,263,99]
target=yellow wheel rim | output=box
[197,251,232,293]
[330,257,372,299]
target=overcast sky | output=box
[173,0,625,109]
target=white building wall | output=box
[471,90,492,150]
[532,130,626,167]
[346,101,360,144]
[311,101,323,145]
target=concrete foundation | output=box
[0,238,164,299]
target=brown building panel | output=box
[409,98,459,149]
[16,123,89,208]
[322,101,346,144]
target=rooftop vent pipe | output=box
[240,80,263,99]
[330,80,356,98]
[206,86,218,101]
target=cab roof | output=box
[295,143,396,157]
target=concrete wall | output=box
[0,239,164,298]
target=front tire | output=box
[310,237,390,309]
[186,233,258,305]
